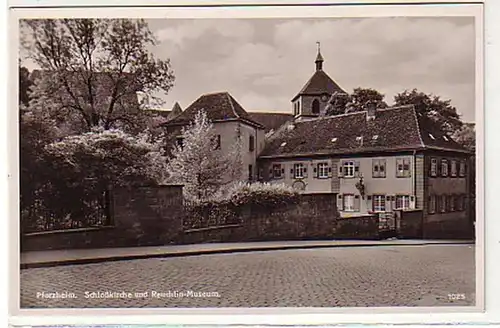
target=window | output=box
[428,195,436,214]
[176,136,184,148]
[343,194,355,212]
[372,159,386,178]
[272,164,283,179]
[312,99,320,114]
[342,161,356,178]
[249,135,255,152]
[395,195,410,210]
[450,195,456,212]
[317,162,329,178]
[294,163,306,179]
[396,157,411,177]
[441,159,448,177]
[430,158,437,177]
[459,161,466,177]
[451,160,457,177]
[440,195,447,213]
[373,195,386,212]
[248,165,253,181]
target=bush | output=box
[183,182,300,230]
[225,181,300,208]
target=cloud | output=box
[152,17,476,122]
[155,19,255,48]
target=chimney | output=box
[366,102,377,121]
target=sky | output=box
[21,17,477,122]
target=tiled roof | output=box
[145,109,171,118]
[163,92,265,129]
[248,112,294,133]
[292,70,346,101]
[259,105,469,159]
[169,102,183,120]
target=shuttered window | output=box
[317,162,329,178]
[395,195,410,210]
[428,195,436,214]
[372,159,386,178]
[271,164,283,179]
[293,163,306,179]
[373,195,386,212]
[396,157,411,177]
[343,194,355,212]
[430,158,438,177]
[441,159,449,177]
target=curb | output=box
[20,240,474,269]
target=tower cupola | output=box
[315,41,324,71]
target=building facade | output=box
[161,91,266,182]
[159,47,473,238]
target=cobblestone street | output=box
[20,245,475,308]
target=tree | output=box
[453,123,475,152]
[350,87,388,111]
[394,89,463,135]
[324,92,351,116]
[19,66,34,107]
[323,88,388,116]
[44,128,167,188]
[22,19,175,134]
[166,110,243,202]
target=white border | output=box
[7,0,495,326]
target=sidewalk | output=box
[20,239,474,269]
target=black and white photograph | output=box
[14,3,482,310]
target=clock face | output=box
[321,95,328,102]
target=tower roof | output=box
[315,42,324,67]
[292,45,346,102]
[292,70,346,102]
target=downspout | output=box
[412,150,417,208]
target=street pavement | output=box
[20,244,475,308]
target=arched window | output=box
[312,99,320,114]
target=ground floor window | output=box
[372,194,386,212]
[440,194,447,213]
[272,164,283,179]
[428,195,436,214]
[294,163,305,179]
[395,195,410,210]
[343,194,355,212]
[450,195,456,212]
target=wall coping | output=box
[184,224,242,234]
[338,215,377,220]
[23,225,115,237]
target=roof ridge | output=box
[199,91,229,97]
[226,92,240,118]
[410,107,426,148]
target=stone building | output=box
[160,47,473,238]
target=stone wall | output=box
[182,194,381,244]
[21,185,184,251]
[396,209,423,239]
[423,212,473,239]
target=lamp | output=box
[355,174,365,199]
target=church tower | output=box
[292,42,346,120]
